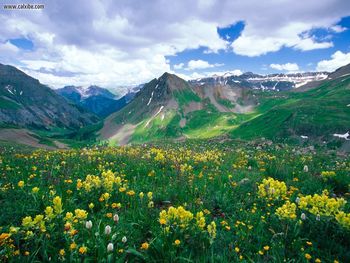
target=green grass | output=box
[174,89,201,108]
[217,98,235,109]
[0,97,21,109]
[231,76,350,141]
[131,110,181,143]
[0,141,349,262]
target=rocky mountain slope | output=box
[0,64,99,130]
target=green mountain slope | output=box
[230,75,350,141]
[98,63,350,146]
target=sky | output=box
[0,0,350,94]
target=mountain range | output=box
[56,85,136,117]
[0,62,349,149]
[190,71,329,91]
[99,66,349,146]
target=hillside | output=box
[99,64,350,146]
[0,64,99,130]
[99,72,254,144]
[230,73,350,143]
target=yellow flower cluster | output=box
[21,214,46,232]
[207,221,216,239]
[335,212,350,230]
[148,147,222,166]
[180,163,193,175]
[275,201,297,220]
[298,190,346,216]
[77,176,100,191]
[74,209,88,220]
[258,177,287,200]
[232,151,249,169]
[101,170,122,191]
[159,206,194,228]
[195,211,206,229]
[151,148,166,162]
[320,171,336,179]
[77,170,122,192]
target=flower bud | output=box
[85,220,92,229]
[122,236,127,243]
[107,243,114,252]
[113,214,119,223]
[105,225,111,235]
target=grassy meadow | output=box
[0,141,349,262]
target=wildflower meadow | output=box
[0,141,349,262]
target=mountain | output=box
[327,63,350,80]
[56,85,116,103]
[0,64,99,130]
[99,72,257,144]
[56,85,135,117]
[190,71,329,91]
[230,64,350,143]
[99,64,349,146]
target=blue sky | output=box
[167,16,350,75]
[0,0,350,91]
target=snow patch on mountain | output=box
[147,91,154,106]
[5,85,14,95]
[333,132,350,140]
[144,106,164,127]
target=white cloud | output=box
[0,41,20,53]
[316,51,350,72]
[0,0,349,90]
[270,63,300,72]
[331,25,347,33]
[232,21,335,57]
[174,63,184,70]
[186,59,224,70]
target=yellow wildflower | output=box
[258,177,287,200]
[22,216,33,228]
[18,181,25,188]
[53,196,63,214]
[141,242,149,250]
[70,242,77,250]
[31,187,39,193]
[276,201,297,220]
[207,221,216,239]
[79,246,87,254]
[74,209,88,220]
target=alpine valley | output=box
[0,63,349,149]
